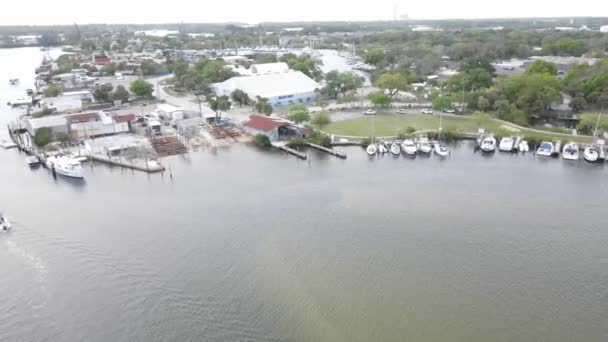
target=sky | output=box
[1,0,607,25]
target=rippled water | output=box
[1,48,608,342]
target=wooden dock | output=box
[272,142,307,160]
[305,142,346,159]
[90,154,165,173]
[552,140,562,157]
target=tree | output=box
[172,58,189,79]
[494,99,511,117]
[279,53,323,81]
[569,95,587,113]
[102,63,118,76]
[462,57,495,75]
[34,127,52,147]
[374,72,410,97]
[43,84,62,98]
[525,60,558,75]
[253,134,271,148]
[111,85,130,103]
[287,104,310,123]
[93,83,114,102]
[231,89,251,107]
[140,60,165,76]
[130,80,153,97]
[209,95,231,121]
[38,32,61,47]
[577,113,608,135]
[364,49,385,66]
[368,91,392,109]
[432,95,452,111]
[254,97,273,115]
[477,96,490,111]
[321,70,364,99]
[310,111,331,129]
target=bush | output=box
[396,131,408,140]
[523,134,552,149]
[32,107,53,118]
[405,126,416,134]
[309,131,331,147]
[34,127,52,146]
[253,134,271,148]
[361,137,373,146]
[43,84,62,98]
[287,137,307,147]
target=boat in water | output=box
[0,213,11,231]
[518,140,529,153]
[1,139,18,149]
[562,142,579,161]
[480,136,497,153]
[9,78,19,85]
[583,145,600,163]
[498,136,515,152]
[26,155,40,167]
[45,155,84,178]
[401,139,417,155]
[536,141,554,157]
[389,141,401,155]
[434,142,449,157]
[366,144,377,155]
[378,142,388,154]
[416,137,432,154]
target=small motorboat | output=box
[536,141,554,157]
[26,89,34,96]
[401,139,417,155]
[499,136,514,152]
[583,145,600,163]
[518,140,529,153]
[26,155,40,167]
[378,142,388,154]
[389,141,401,155]
[434,142,449,157]
[9,78,19,85]
[0,213,11,231]
[416,137,432,154]
[562,142,579,161]
[45,155,84,178]
[480,136,496,153]
[366,144,377,155]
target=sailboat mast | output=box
[593,111,601,140]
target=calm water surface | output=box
[1,48,607,342]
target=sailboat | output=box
[401,139,417,155]
[390,141,401,155]
[366,110,377,156]
[584,112,602,163]
[434,110,449,157]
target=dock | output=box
[306,142,347,159]
[90,154,165,173]
[552,140,562,157]
[272,141,307,160]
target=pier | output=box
[271,141,307,160]
[552,140,562,157]
[305,142,347,159]
[90,154,165,173]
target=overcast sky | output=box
[1,0,607,25]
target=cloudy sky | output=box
[1,0,607,25]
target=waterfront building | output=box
[241,114,311,141]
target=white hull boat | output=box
[434,142,449,157]
[416,138,432,154]
[366,144,377,155]
[378,143,388,154]
[390,142,401,155]
[45,155,84,179]
[480,136,497,153]
[583,146,599,163]
[0,213,11,231]
[518,140,529,153]
[401,139,417,155]
[536,141,554,157]
[26,155,40,166]
[499,137,514,152]
[562,143,579,161]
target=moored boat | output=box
[378,142,388,154]
[45,155,84,178]
[583,145,600,163]
[416,137,432,154]
[434,142,449,157]
[536,141,554,157]
[518,140,529,153]
[480,136,497,153]
[0,213,11,231]
[401,139,417,155]
[499,136,514,152]
[26,155,40,167]
[390,141,401,155]
[562,142,579,161]
[366,144,377,155]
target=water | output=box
[1,48,608,342]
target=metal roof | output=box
[28,115,68,129]
[213,71,319,99]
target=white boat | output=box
[498,137,514,152]
[25,155,40,166]
[366,144,377,155]
[390,142,401,155]
[9,78,19,85]
[378,143,388,154]
[45,155,84,178]
[536,141,554,157]
[401,139,417,155]
[518,140,529,153]
[0,213,11,231]
[434,142,449,157]
[1,139,18,149]
[562,143,579,161]
[583,145,600,163]
[416,138,432,154]
[480,136,497,152]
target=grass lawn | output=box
[324,114,501,137]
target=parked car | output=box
[363,109,377,115]
[444,109,456,113]
[115,72,124,80]
[421,109,433,115]
[396,109,408,114]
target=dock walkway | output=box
[272,141,307,160]
[305,142,347,159]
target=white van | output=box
[115,72,124,80]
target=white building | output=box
[601,25,608,33]
[41,90,94,113]
[250,62,289,75]
[213,70,320,107]
[155,104,184,123]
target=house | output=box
[241,115,312,141]
[40,90,94,113]
[26,111,135,140]
[93,53,111,66]
[212,70,320,107]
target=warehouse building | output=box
[212,70,320,107]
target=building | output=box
[26,111,135,140]
[93,53,111,66]
[250,62,289,75]
[601,25,608,33]
[40,90,94,113]
[213,70,320,107]
[241,114,311,141]
[26,115,69,137]
[176,50,203,63]
[221,55,249,65]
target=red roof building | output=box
[242,114,312,141]
[93,54,111,66]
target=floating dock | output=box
[306,142,347,159]
[90,154,165,173]
[272,142,307,160]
